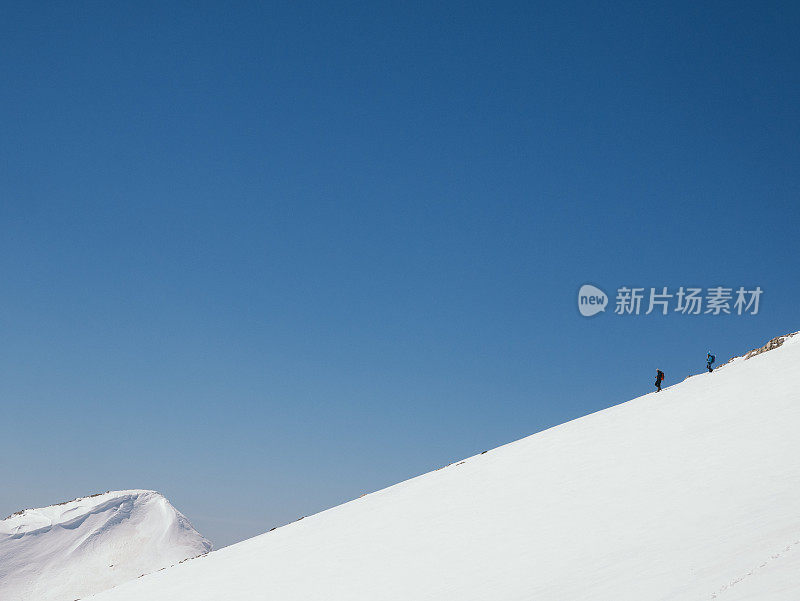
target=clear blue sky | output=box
[1,1,798,548]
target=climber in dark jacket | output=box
[655,369,665,392]
[707,352,715,372]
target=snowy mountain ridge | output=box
[713,331,798,368]
[0,489,211,601]
[3,489,149,531]
[87,330,800,601]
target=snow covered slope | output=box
[93,333,800,601]
[0,490,211,601]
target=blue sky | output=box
[1,1,798,547]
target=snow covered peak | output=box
[2,489,154,535]
[0,489,211,601]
